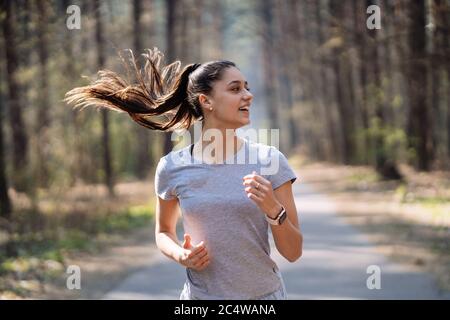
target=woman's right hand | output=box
[179,234,210,271]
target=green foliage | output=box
[10,202,154,257]
[364,117,408,163]
[349,171,380,183]
[392,95,403,110]
[96,204,154,233]
[395,183,408,202]
[0,202,155,296]
[384,127,408,161]
[354,127,371,164]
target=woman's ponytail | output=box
[64,47,201,131]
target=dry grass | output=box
[0,179,156,299]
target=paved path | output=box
[103,181,450,300]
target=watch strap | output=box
[265,206,286,225]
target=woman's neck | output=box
[193,125,242,164]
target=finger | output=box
[242,173,257,181]
[243,181,268,194]
[193,253,209,267]
[189,251,208,268]
[195,263,209,271]
[197,249,208,259]
[252,174,271,186]
[190,240,205,253]
[182,234,191,249]
[191,248,208,261]
[242,170,259,180]
[195,241,205,248]
[195,258,210,270]
[242,179,262,187]
[245,186,264,198]
[188,245,206,258]
[247,192,263,203]
[189,248,205,259]
[243,175,270,188]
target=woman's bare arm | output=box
[155,196,184,263]
[270,182,303,262]
[155,196,210,270]
[243,173,303,262]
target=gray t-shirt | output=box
[154,138,297,299]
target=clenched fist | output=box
[178,234,210,271]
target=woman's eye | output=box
[231,87,250,93]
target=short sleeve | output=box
[265,147,297,190]
[154,157,177,200]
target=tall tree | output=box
[94,0,115,195]
[406,0,432,171]
[281,0,302,152]
[259,0,279,131]
[1,0,29,192]
[210,0,223,59]
[328,1,356,165]
[194,0,204,63]
[0,19,11,217]
[313,0,340,161]
[365,0,401,179]
[352,0,371,164]
[61,0,83,185]
[162,0,178,155]
[178,0,189,60]
[133,0,153,177]
[36,0,51,187]
[443,3,450,161]
[431,0,450,166]
[443,3,450,162]
[0,90,12,218]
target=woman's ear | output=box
[199,93,212,110]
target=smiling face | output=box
[199,67,254,130]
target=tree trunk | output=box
[352,0,371,164]
[163,0,177,156]
[431,0,450,166]
[133,0,152,178]
[1,0,29,192]
[365,0,402,179]
[210,0,223,59]
[313,0,340,161]
[178,0,189,60]
[95,0,115,196]
[259,0,279,131]
[273,0,296,153]
[61,0,82,186]
[367,1,386,170]
[195,0,204,61]
[0,92,12,219]
[36,0,51,188]
[406,0,431,171]
[328,1,357,165]
[442,3,450,163]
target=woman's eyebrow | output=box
[227,80,248,86]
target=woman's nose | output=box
[244,89,253,100]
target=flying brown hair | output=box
[64,47,236,131]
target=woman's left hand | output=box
[243,171,282,218]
